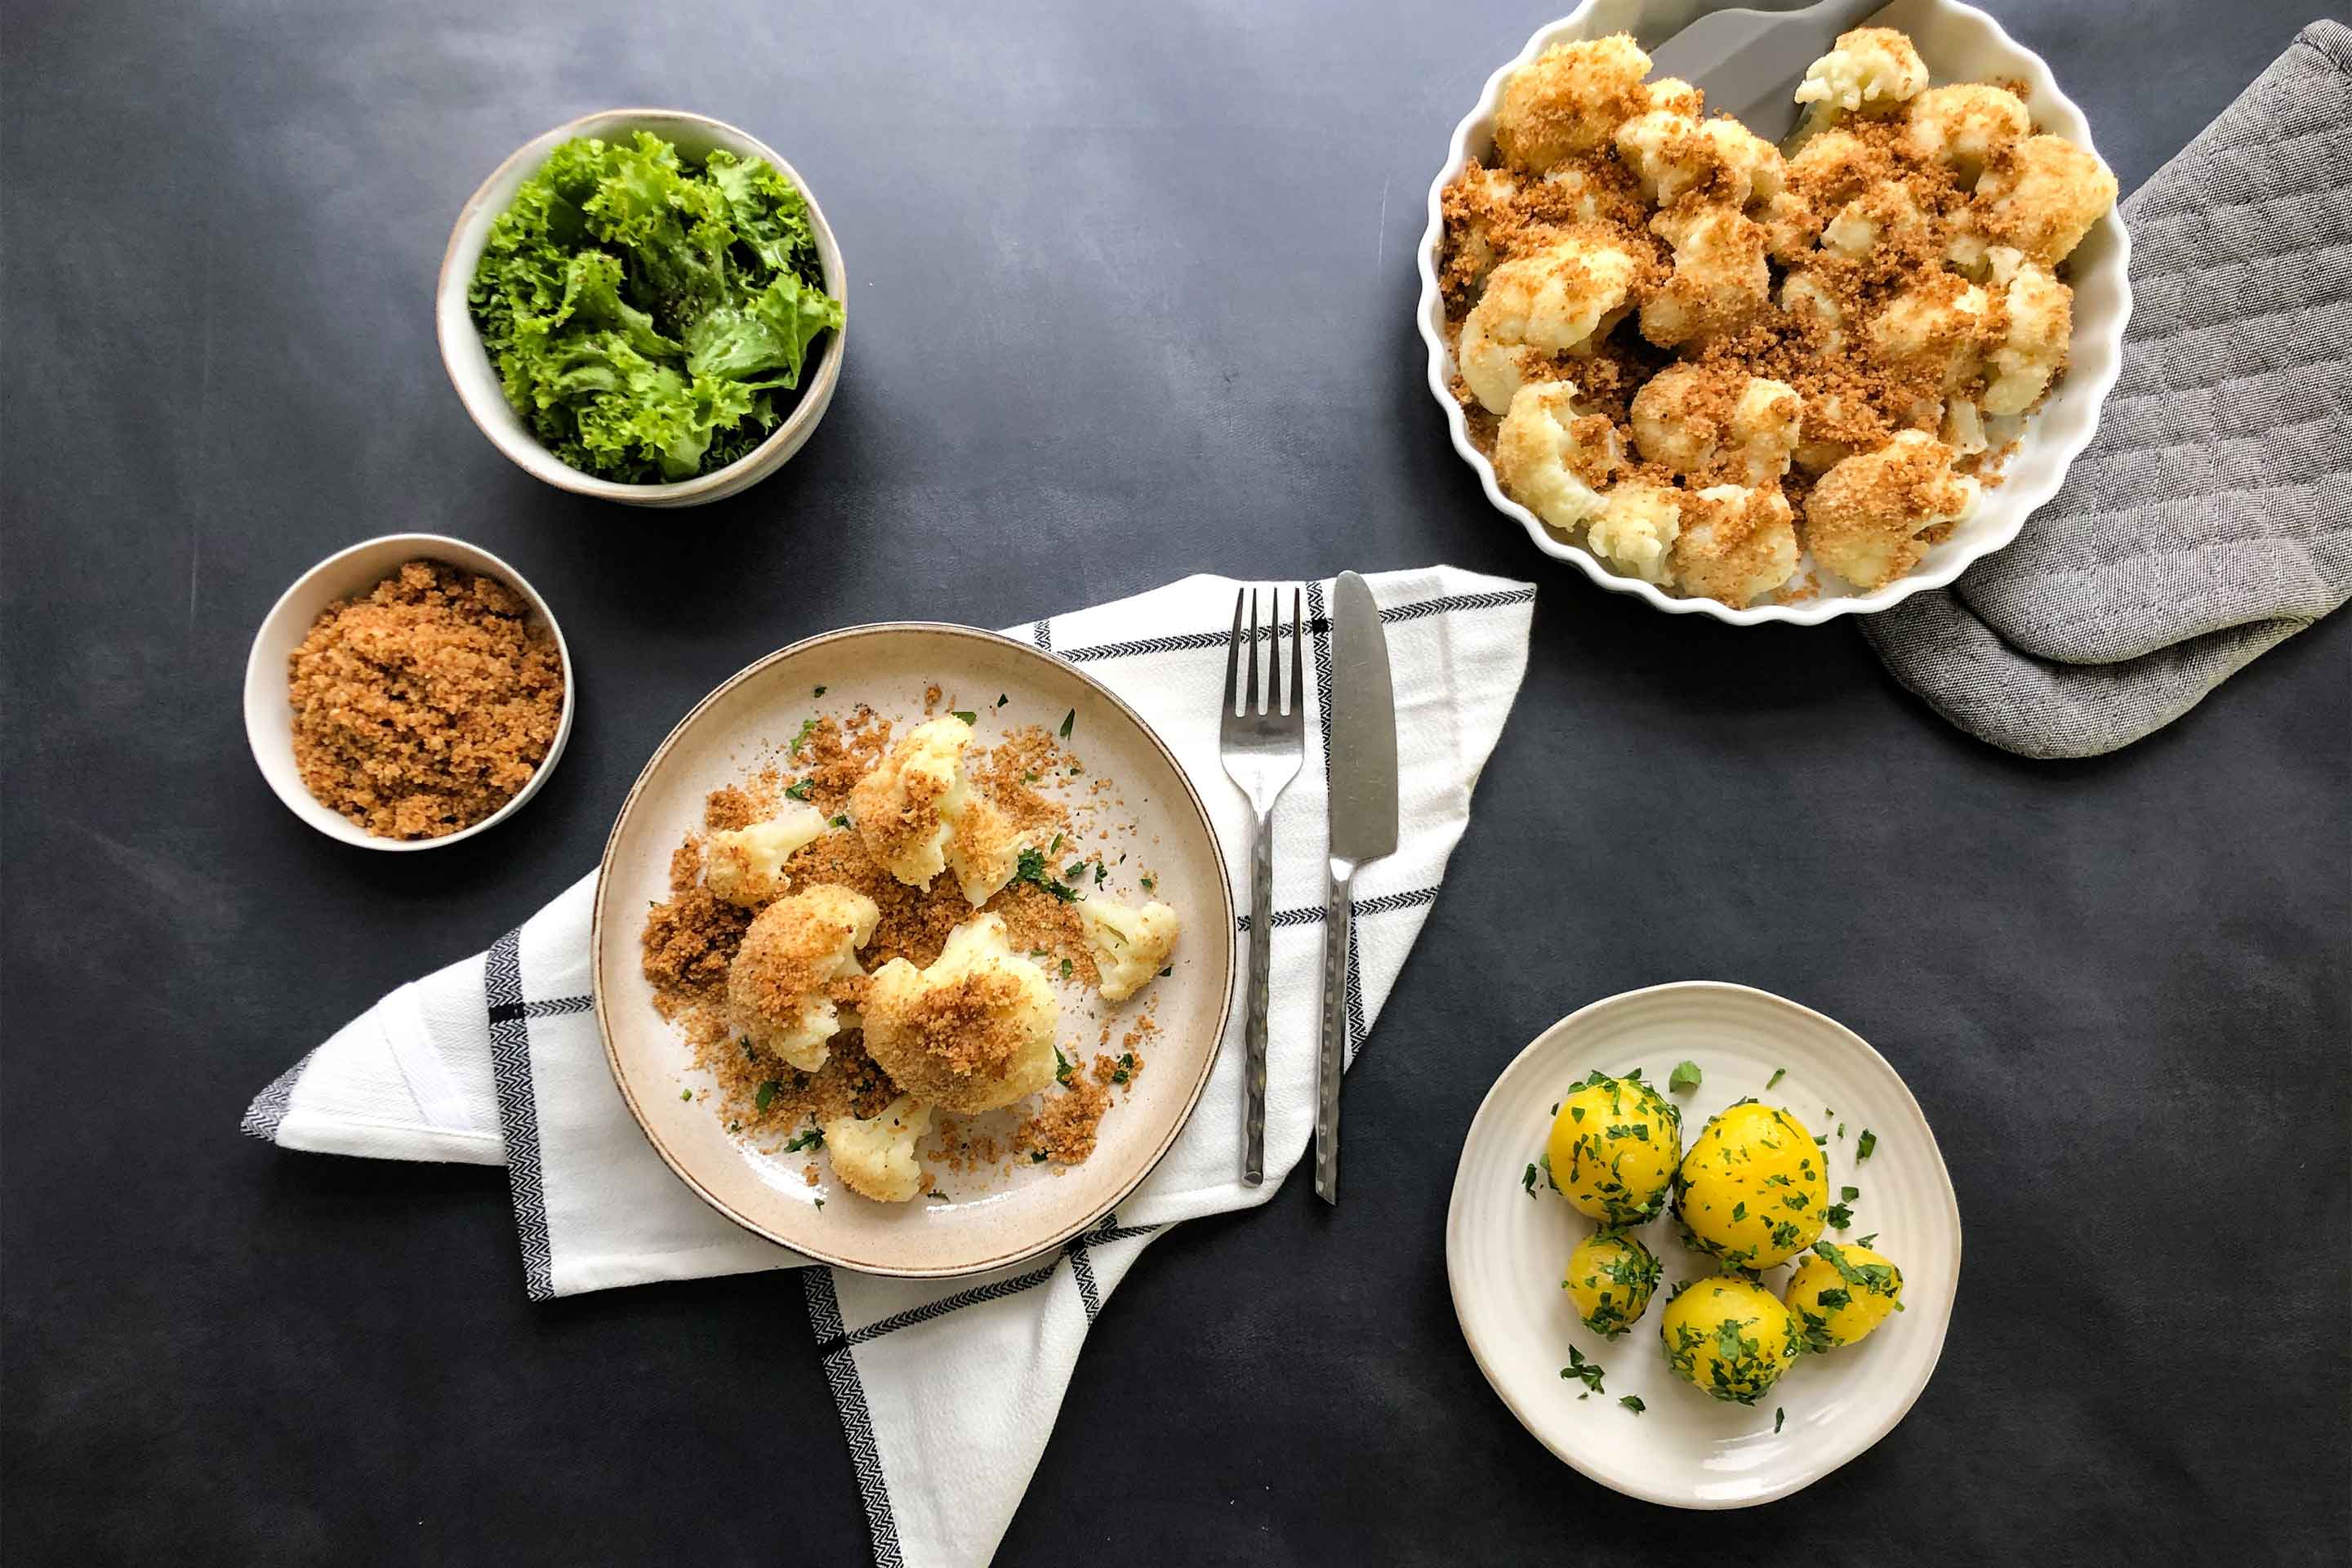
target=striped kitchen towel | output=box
[241,565,1535,1568]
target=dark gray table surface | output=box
[6,1,2347,1561]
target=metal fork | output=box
[1218,586,1304,1186]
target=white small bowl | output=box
[1414,0,2133,626]
[436,109,847,509]
[244,533,577,850]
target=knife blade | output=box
[1316,572,1398,1204]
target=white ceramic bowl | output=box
[1447,982,1962,1508]
[243,533,577,850]
[437,109,847,509]
[1414,0,2132,625]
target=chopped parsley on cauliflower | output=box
[702,800,830,908]
[849,713,1027,904]
[1077,898,1181,1003]
[822,1096,933,1204]
[725,884,880,1072]
[862,914,1058,1114]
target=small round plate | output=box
[591,623,1236,1278]
[1446,982,1962,1508]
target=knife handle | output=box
[1314,858,1354,1205]
[1241,804,1274,1186]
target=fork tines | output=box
[1224,586,1305,718]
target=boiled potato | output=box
[1562,1230,1661,1339]
[1673,1100,1828,1269]
[1660,1276,1802,1405]
[1784,1241,1905,1351]
[1545,1072,1682,1225]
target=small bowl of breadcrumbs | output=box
[243,533,576,850]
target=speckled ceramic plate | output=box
[1446,982,1961,1507]
[591,624,1236,1278]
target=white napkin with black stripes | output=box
[243,565,1534,1568]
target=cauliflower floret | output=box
[1645,77,1703,118]
[1758,189,1822,266]
[1779,269,1846,350]
[1077,898,1182,1003]
[726,885,880,1072]
[822,1096,933,1204]
[1786,128,1882,207]
[1629,364,1801,484]
[1668,484,1800,608]
[1584,475,1683,586]
[1806,431,1980,590]
[1973,133,2117,266]
[1641,205,1770,348]
[1793,27,1928,124]
[1494,380,1624,532]
[849,715,968,887]
[1819,180,1928,259]
[1869,273,1996,392]
[862,914,1058,1114]
[1459,237,1640,413]
[1441,162,1521,293]
[702,801,829,908]
[1493,33,1655,171]
[1982,245,2073,415]
[1905,83,2031,187]
[943,789,1025,906]
[1538,163,1606,222]
[1942,397,1989,457]
[1615,110,1785,208]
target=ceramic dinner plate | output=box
[592,624,1236,1278]
[1447,982,1961,1507]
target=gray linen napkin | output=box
[1863,20,2352,760]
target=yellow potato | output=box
[1545,1073,1683,1225]
[1785,1242,1904,1350]
[1660,1276,1802,1405]
[1673,1100,1829,1269]
[1562,1230,1661,1339]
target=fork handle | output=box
[1241,804,1274,1185]
[1314,858,1354,1205]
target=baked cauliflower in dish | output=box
[1459,237,1642,413]
[849,715,968,887]
[726,884,881,1072]
[702,800,830,908]
[822,1095,933,1204]
[1972,133,2118,267]
[1905,82,2031,186]
[1492,33,1656,170]
[1077,898,1182,1003]
[1793,26,1928,122]
[1983,245,2073,415]
[1641,204,1770,348]
[1437,20,2115,609]
[1669,484,1800,609]
[1806,431,1980,590]
[1493,380,1623,532]
[1629,363,1799,485]
[862,913,1058,1114]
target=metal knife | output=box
[1316,572,1399,1205]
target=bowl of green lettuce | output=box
[438,109,846,507]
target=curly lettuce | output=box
[468,133,842,484]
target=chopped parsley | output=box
[951,710,977,724]
[1031,1151,1048,1163]
[1059,957,1074,979]
[995,693,1008,707]
[783,1124,824,1153]
[783,778,815,801]
[1841,1186,1860,1201]
[1140,876,1155,892]
[1856,1232,1878,1248]
[1054,1046,1075,1088]
[1156,966,1173,978]
[813,1197,825,1209]
[1112,1053,1134,1085]
[1059,708,1076,738]
[1668,1060,1702,1094]
[1063,860,1086,881]
[1093,863,1108,887]
[1766,1068,1786,1089]
[1013,847,1079,902]
[679,1088,693,1102]
[1049,833,1063,853]
[829,813,849,829]
[791,716,817,755]
[1855,1129,1877,1161]
[1619,1395,1645,1414]
[1522,1162,1539,1198]
[812,685,826,697]
[1824,1202,1854,1230]
[1775,1407,1786,1435]
[1560,1345,1606,1395]
[754,1080,781,1113]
